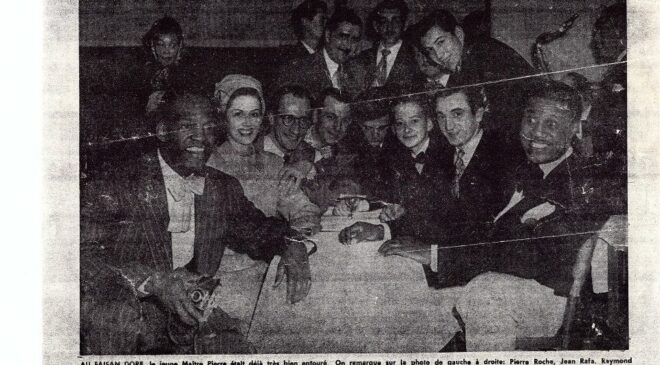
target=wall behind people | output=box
[80,0,483,47]
[491,0,618,82]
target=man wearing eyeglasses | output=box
[343,0,423,99]
[262,85,316,165]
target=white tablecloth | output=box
[247,210,462,353]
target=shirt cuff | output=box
[137,276,152,296]
[430,244,438,272]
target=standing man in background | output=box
[280,0,328,62]
[273,7,362,100]
[343,0,423,99]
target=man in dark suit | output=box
[339,94,450,242]
[278,0,328,62]
[411,9,536,140]
[377,81,613,350]
[273,8,362,102]
[80,92,312,354]
[342,0,424,99]
[432,86,525,224]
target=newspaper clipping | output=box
[43,0,660,364]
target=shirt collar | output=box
[411,137,430,158]
[616,50,627,62]
[457,128,483,166]
[539,147,573,178]
[301,40,316,54]
[323,48,340,76]
[158,149,205,200]
[263,133,285,158]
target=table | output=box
[247,210,462,353]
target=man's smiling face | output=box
[520,97,578,164]
[159,94,217,176]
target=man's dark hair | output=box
[153,90,215,132]
[462,10,491,41]
[269,84,314,115]
[411,9,459,47]
[526,80,583,124]
[433,86,487,114]
[326,7,363,33]
[142,16,183,50]
[594,3,626,39]
[366,0,409,40]
[316,87,352,108]
[354,85,400,123]
[291,0,328,39]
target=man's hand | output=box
[149,269,203,326]
[278,160,315,195]
[274,241,312,304]
[378,236,432,265]
[338,222,384,245]
[379,203,405,222]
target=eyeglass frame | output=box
[276,114,314,129]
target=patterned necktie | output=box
[452,148,465,198]
[372,49,391,87]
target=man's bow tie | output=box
[169,174,205,202]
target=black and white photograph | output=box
[34,0,660,362]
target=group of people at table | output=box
[80,0,627,355]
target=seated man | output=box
[375,81,612,351]
[302,88,360,212]
[259,85,316,164]
[350,86,399,200]
[80,92,312,354]
[433,85,524,225]
[339,93,450,243]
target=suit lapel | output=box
[316,52,334,89]
[190,170,227,276]
[138,154,173,268]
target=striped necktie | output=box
[372,48,391,87]
[452,148,465,198]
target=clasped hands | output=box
[149,242,311,325]
[338,221,431,266]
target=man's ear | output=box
[426,117,434,131]
[156,121,169,142]
[475,107,485,124]
[455,26,465,46]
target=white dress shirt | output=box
[301,40,316,54]
[158,151,205,269]
[376,40,403,80]
[456,128,483,168]
[433,147,574,272]
[263,133,285,158]
[323,48,341,89]
[493,147,574,222]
